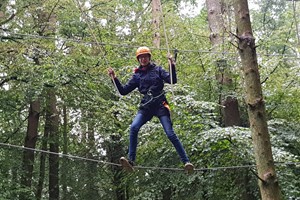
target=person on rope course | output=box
[108,46,194,173]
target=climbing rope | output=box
[160,2,175,99]
[73,0,121,97]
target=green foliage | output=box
[251,0,300,123]
[0,0,299,199]
[268,119,300,199]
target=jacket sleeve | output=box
[159,64,177,84]
[113,75,138,95]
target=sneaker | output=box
[184,162,194,174]
[120,157,134,172]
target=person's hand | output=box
[108,68,116,79]
[167,53,175,65]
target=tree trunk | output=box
[61,105,68,200]
[234,169,257,200]
[206,0,242,127]
[45,88,60,200]
[206,0,225,46]
[162,187,172,200]
[222,96,241,126]
[85,112,98,198]
[152,0,161,48]
[105,134,126,200]
[35,121,49,200]
[20,99,40,198]
[233,0,282,199]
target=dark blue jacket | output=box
[114,63,176,95]
[114,63,176,115]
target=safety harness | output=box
[140,90,166,109]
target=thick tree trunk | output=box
[221,96,241,126]
[20,100,40,198]
[45,88,60,200]
[152,0,161,48]
[206,0,225,45]
[35,123,49,200]
[233,0,282,199]
[206,0,241,127]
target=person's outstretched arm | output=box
[108,67,138,95]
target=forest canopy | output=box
[0,0,299,199]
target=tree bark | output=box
[206,0,242,127]
[152,0,161,48]
[35,122,49,200]
[45,88,60,200]
[20,99,40,198]
[206,0,225,46]
[222,96,241,126]
[233,0,282,199]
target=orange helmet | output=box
[136,46,151,59]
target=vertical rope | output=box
[73,0,121,97]
[160,2,175,99]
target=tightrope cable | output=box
[0,142,121,167]
[2,32,300,59]
[0,142,255,171]
[1,142,299,173]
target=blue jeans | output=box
[128,112,190,164]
